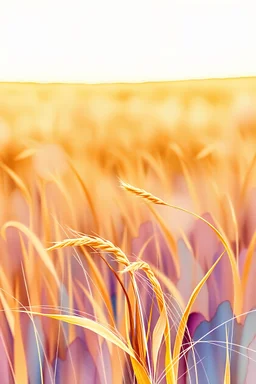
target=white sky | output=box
[0,0,255,83]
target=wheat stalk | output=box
[120,179,242,382]
[47,231,172,380]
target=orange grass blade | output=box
[0,290,14,335]
[225,194,239,260]
[1,221,59,286]
[224,326,231,384]
[80,247,115,327]
[240,153,256,202]
[14,285,28,384]
[21,312,151,384]
[241,230,256,297]
[179,159,201,212]
[150,265,185,312]
[0,161,31,204]
[147,204,179,278]
[68,159,100,232]
[15,148,37,161]
[171,250,226,380]
[152,309,167,374]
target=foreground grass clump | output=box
[1,164,256,383]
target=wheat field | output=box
[0,78,256,383]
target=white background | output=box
[0,0,254,83]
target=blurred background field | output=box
[1,78,256,166]
[1,77,256,147]
[1,77,256,230]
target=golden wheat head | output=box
[47,235,129,267]
[120,180,167,206]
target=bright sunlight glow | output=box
[0,0,255,83]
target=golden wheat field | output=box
[1,78,256,383]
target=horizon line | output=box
[0,75,255,87]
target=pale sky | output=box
[0,0,254,83]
